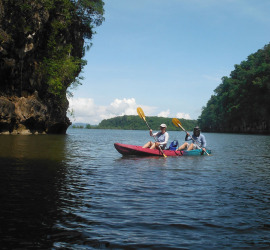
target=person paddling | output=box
[176,126,206,152]
[142,124,169,150]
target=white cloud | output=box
[158,109,170,117]
[107,98,137,115]
[139,105,157,116]
[68,97,100,124]
[176,112,191,120]
[68,97,145,124]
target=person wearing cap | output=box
[142,123,169,150]
[176,126,206,151]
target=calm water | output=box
[0,129,270,249]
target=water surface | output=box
[0,129,270,249]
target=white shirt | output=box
[152,131,169,146]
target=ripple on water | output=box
[0,131,270,248]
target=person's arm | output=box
[151,131,158,137]
[185,132,191,141]
[150,130,158,137]
[200,135,206,148]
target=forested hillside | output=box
[198,43,270,134]
[96,115,197,131]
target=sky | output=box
[68,0,270,125]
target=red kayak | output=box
[114,143,211,157]
[114,143,183,156]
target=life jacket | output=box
[168,140,179,151]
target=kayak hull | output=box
[114,143,182,156]
[114,143,211,157]
[181,149,211,156]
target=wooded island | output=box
[72,115,198,131]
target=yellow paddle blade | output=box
[137,107,145,120]
[172,118,182,128]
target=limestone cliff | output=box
[0,0,104,134]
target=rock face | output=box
[0,0,86,134]
[0,93,70,134]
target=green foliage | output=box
[72,125,84,128]
[199,43,270,133]
[42,48,85,96]
[96,115,198,131]
[72,0,105,31]
[3,0,104,97]
[39,0,104,97]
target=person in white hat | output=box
[142,123,169,149]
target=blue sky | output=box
[68,0,270,124]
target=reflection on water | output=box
[0,130,270,249]
[0,135,67,161]
[0,135,68,248]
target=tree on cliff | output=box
[198,43,270,134]
[39,0,105,96]
[0,0,104,134]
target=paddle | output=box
[137,107,167,158]
[172,118,209,155]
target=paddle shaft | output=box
[137,110,167,157]
[143,117,151,130]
